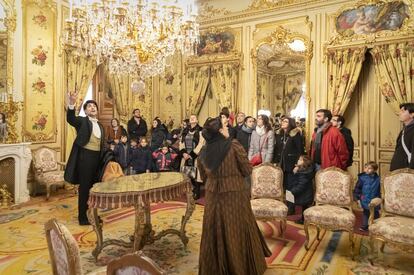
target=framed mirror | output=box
[252,26,313,143]
[0,3,7,101]
[0,0,17,143]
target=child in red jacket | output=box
[152,142,178,172]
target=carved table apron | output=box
[87,172,195,261]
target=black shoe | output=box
[359,226,368,232]
[79,220,91,226]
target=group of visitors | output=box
[63,89,414,274]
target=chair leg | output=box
[46,185,50,200]
[279,219,286,238]
[304,221,310,250]
[369,233,375,265]
[380,242,385,253]
[349,230,355,260]
[316,226,321,241]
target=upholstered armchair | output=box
[106,251,165,275]
[250,163,288,237]
[32,146,67,200]
[45,218,106,275]
[368,168,414,259]
[303,167,355,259]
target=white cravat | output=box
[88,117,101,138]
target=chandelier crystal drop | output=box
[64,0,199,77]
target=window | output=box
[78,82,93,117]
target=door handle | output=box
[371,141,375,146]
[363,141,367,145]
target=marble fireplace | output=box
[0,143,32,204]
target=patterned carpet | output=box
[0,193,413,275]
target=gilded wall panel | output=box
[22,0,56,143]
[132,78,153,128]
[0,32,6,97]
[378,91,400,148]
[158,53,182,129]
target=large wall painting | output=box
[336,1,409,36]
[23,0,56,143]
[197,30,235,56]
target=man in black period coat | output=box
[390,103,414,171]
[64,91,105,225]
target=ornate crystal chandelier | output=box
[64,0,199,77]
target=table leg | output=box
[87,208,103,261]
[133,202,146,251]
[179,188,196,247]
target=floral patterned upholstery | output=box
[50,229,69,275]
[116,266,148,275]
[383,172,414,218]
[251,164,283,200]
[46,219,82,275]
[33,147,66,199]
[304,205,355,229]
[315,169,352,206]
[251,199,288,219]
[38,171,65,183]
[370,216,414,245]
[107,251,165,275]
[34,147,58,172]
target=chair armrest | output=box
[33,164,44,175]
[368,198,382,225]
[57,161,66,168]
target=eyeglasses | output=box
[281,120,289,123]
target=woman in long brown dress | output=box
[198,117,271,275]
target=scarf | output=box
[242,125,254,134]
[88,117,101,138]
[199,133,232,172]
[255,125,266,136]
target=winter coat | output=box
[127,117,148,140]
[289,165,315,206]
[150,127,166,152]
[273,128,304,173]
[113,142,129,169]
[228,125,237,140]
[198,139,253,193]
[105,125,127,144]
[310,123,349,170]
[236,126,253,152]
[64,108,105,185]
[339,127,354,167]
[179,124,205,182]
[248,130,275,163]
[390,122,414,171]
[129,146,152,173]
[353,172,381,210]
[152,149,178,171]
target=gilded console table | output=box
[87,172,195,261]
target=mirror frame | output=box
[0,0,15,94]
[251,26,313,144]
[0,0,17,143]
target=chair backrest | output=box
[382,168,414,218]
[33,147,58,173]
[314,167,352,208]
[251,163,284,200]
[106,251,165,275]
[44,218,82,275]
